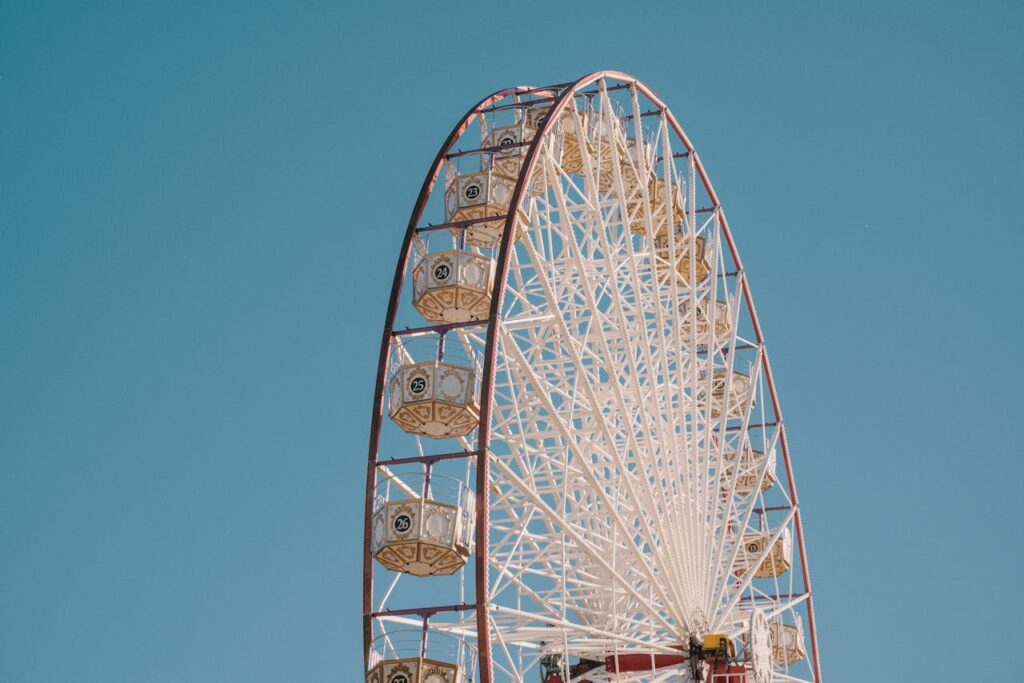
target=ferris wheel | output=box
[362,71,822,683]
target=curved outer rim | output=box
[362,70,822,683]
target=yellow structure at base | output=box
[701,634,736,657]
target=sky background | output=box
[2,1,1022,681]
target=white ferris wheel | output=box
[362,71,822,683]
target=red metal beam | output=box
[370,603,474,619]
[377,449,482,467]
[416,213,510,233]
[604,653,688,673]
[391,319,486,337]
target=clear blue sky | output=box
[2,1,1021,681]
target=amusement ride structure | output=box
[362,71,821,683]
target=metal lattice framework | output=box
[363,71,822,683]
